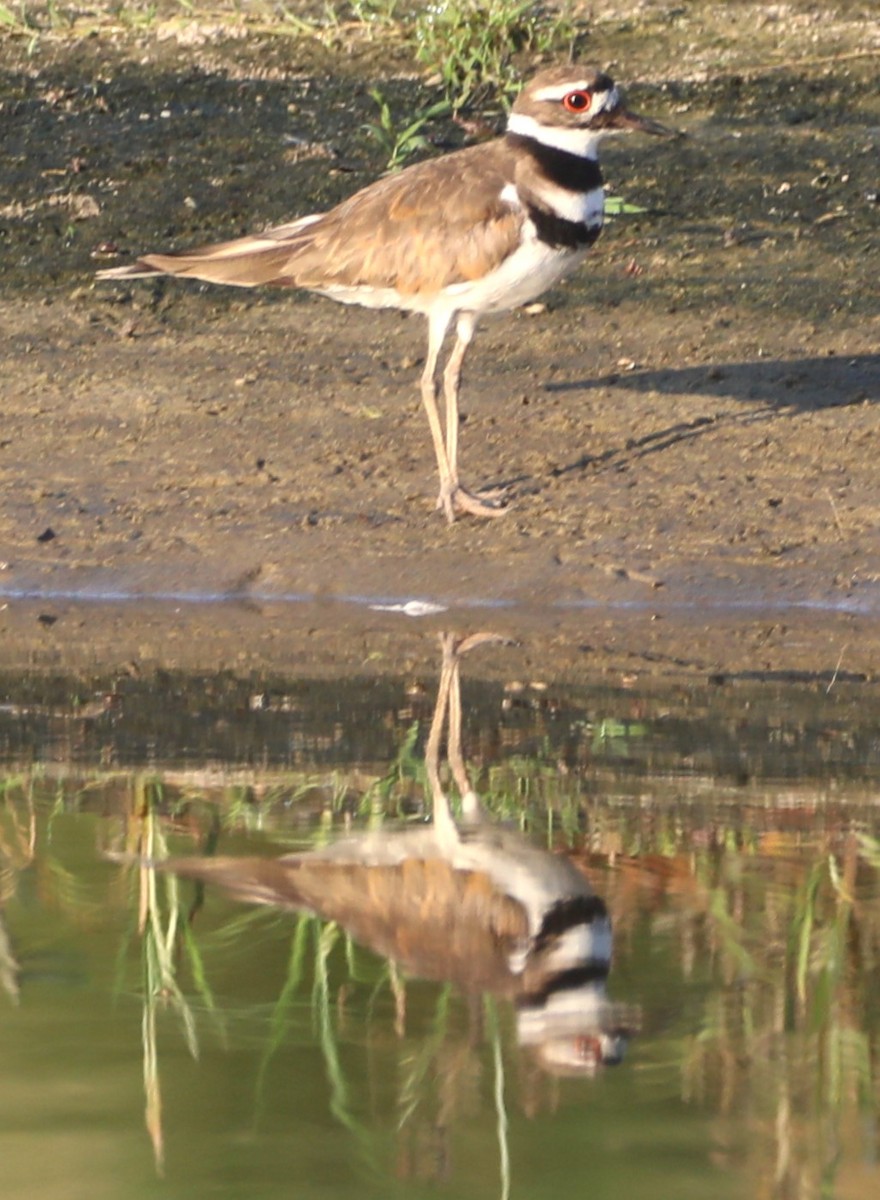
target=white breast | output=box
[441,219,589,315]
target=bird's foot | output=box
[437,482,511,523]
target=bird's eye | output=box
[563,90,592,113]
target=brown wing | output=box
[161,852,529,995]
[282,138,524,296]
[100,139,524,298]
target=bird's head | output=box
[508,66,677,155]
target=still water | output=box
[2,626,880,1200]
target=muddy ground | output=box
[0,2,878,681]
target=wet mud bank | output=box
[0,5,878,681]
[0,596,876,691]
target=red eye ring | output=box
[563,89,592,113]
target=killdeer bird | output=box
[156,632,629,1073]
[99,66,671,522]
[99,67,670,522]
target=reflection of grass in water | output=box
[485,996,511,1200]
[249,911,501,1186]
[0,908,19,1003]
[396,984,453,1131]
[0,772,101,994]
[251,913,386,1177]
[0,776,37,907]
[788,843,875,1162]
[313,920,362,1134]
[10,736,880,1192]
[111,776,224,1173]
[0,775,83,1003]
[107,807,880,1194]
[706,884,760,980]
[253,911,312,1122]
[791,855,848,1014]
[361,720,423,820]
[659,831,880,1196]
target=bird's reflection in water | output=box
[162,632,630,1076]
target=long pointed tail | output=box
[97,214,322,287]
[157,854,308,909]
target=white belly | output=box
[317,224,592,319]
[442,230,589,315]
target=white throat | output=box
[506,111,603,160]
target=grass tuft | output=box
[412,0,582,109]
[364,87,451,170]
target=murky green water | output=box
[2,632,880,1200]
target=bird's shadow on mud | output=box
[543,353,880,478]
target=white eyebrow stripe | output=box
[532,81,594,101]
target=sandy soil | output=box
[0,3,878,679]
